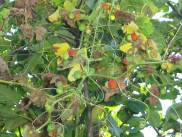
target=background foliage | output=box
[0,0,182,137]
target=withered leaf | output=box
[34,26,47,41]
[20,24,34,40]
[0,57,11,80]
[0,0,4,6]
[30,90,46,107]
[150,84,160,96]
[115,10,135,22]
[103,87,119,102]
[15,0,37,8]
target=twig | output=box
[163,22,182,59]
[18,127,23,137]
[83,79,94,137]
[0,79,36,91]
[167,1,182,19]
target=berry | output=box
[101,3,110,10]
[131,32,139,41]
[108,80,117,89]
[123,58,129,65]
[68,49,77,57]
[110,15,116,21]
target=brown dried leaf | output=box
[0,57,11,80]
[20,24,34,40]
[117,78,127,90]
[115,10,135,22]
[71,97,79,113]
[149,96,158,105]
[48,130,57,137]
[34,26,47,41]
[15,0,37,8]
[102,87,119,101]
[23,124,46,137]
[30,90,46,107]
[0,0,4,6]
[150,84,160,96]
[104,90,119,102]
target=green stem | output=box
[0,79,36,91]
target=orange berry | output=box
[101,3,110,10]
[74,10,81,20]
[123,58,129,65]
[68,49,77,57]
[108,80,117,89]
[131,32,139,41]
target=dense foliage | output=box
[0,0,182,137]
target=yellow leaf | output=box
[161,62,173,72]
[119,43,132,53]
[68,64,82,82]
[53,42,70,57]
[147,39,161,60]
[122,21,139,34]
[48,7,60,23]
[77,48,87,58]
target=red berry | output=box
[123,58,129,65]
[68,49,77,57]
[108,80,117,89]
[131,32,139,41]
[101,3,110,10]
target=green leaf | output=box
[0,84,25,103]
[128,132,144,137]
[0,133,17,137]
[136,16,154,36]
[127,99,148,115]
[147,111,161,127]
[107,115,123,137]
[4,116,28,130]
[127,117,147,133]
[166,103,182,121]
[0,8,10,18]
[64,0,76,11]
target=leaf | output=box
[0,133,17,137]
[68,63,82,82]
[0,0,5,6]
[127,117,147,133]
[4,116,28,130]
[122,21,139,34]
[147,111,161,127]
[128,132,144,137]
[34,26,47,41]
[20,24,34,40]
[119,43,132,53]
[48,7,61,23]
[136,16,154,36]
[142,2,158,16]
[166,103,182,121]
[63,0,76,11]
[53,42,70,57]
[0,57,11,80]
[0,8,10,18]
[108,115,123,137]
[76,48,88,59]
[0,84,25,103]
[127,100,148,115]
[161,62,173,73]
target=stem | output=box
[163,22,182,59]
[83,79,94,137]
[0,79,36,91]
[152,127,161,136]
[18,127,23,137]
